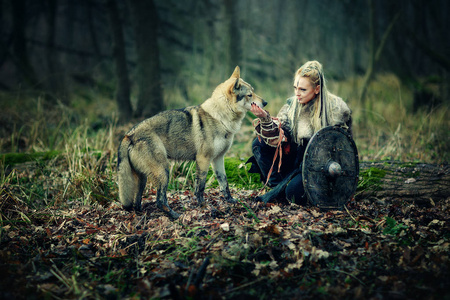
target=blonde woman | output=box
[248,60,352,204]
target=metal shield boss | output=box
[302,126,359,209]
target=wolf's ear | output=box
[231,66,240,78]
[233,78,241,92]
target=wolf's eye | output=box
[247,94,253,98]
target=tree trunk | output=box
[106,0,133,122]
[45,0,68,103]
[358,0,375,110]
[129,0,163,118]
[356,161,450,205]
[224,0,241,75]
[87,0,102,61]
[359,1,400,106]
[408,30,450,72]
[10,0,39,89]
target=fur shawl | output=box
[276,95,352,143]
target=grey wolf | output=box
[117,66,267,219]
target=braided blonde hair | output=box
[288,61,335,144]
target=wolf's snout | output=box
[252,101,267,108]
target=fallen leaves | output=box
[0,186,449,299]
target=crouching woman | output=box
[248,60,353,204]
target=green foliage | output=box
[383,216,408,236]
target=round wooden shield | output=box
[302,126,359,209]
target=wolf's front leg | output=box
[212,155,236,204]
[194,156,212,206]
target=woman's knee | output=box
[252,138,266,154]
[252,138,277,158]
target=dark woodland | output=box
[0,0,449,299]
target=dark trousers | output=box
[250,138,308,205]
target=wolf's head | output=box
[224,66,267,114]
[204,66,267,129]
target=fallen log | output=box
[356,161,449,205]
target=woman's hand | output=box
[250,103,269,119]
[251,103,288,146]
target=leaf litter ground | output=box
[1,186,449,299]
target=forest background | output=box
[0,0,449,162]
[0,0,449,299]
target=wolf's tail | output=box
[117,135,137,209]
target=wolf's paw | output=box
[123,203,141,212]
[226,197,237,204]
[123,204,133,211]
[166,210,180,220]
[194,196,206,207]
[157,203,180,220]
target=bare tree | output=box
[359,0,400,106]
[10,0,39,89]
[106,0,133,122]
[44,0,69,103]
[224,0,241,74]
[129,0,163,118]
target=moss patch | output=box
[207,157,263,189]
[1,151,61,167]
[357,167,386,193]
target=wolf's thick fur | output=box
[117,66,266,219]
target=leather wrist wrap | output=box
[253,114,280,147]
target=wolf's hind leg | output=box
[118,137,138,210]
[134,174,147,211]
[156,169,180,219]
[212,156,236,204]
[118,164,140,210]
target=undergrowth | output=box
[0,73,448,211]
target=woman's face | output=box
[294,76,320,104]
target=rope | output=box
[256,121,286,196]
